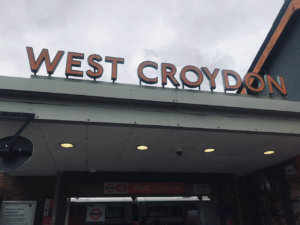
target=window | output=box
[148,207,165,217]
[147,206,183,217]
[69,205,75,218]
[105,207,125,218]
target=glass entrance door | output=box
[183,203,199,225]
[68,205,85,225]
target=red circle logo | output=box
[105,183,115,193]
[90,208,102,220]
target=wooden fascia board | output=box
[241,0,300,94]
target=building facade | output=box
[1,0,300,225]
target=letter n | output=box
[264,75,287,97]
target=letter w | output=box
[26,47,64,76]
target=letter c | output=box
[137,61,158,84]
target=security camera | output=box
[89,169,97,175]
[175,147,184,156]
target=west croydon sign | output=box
[104,182,185,194]
[26,47,288,97]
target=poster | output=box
[187,210,199,225]
[284,164,300,224]
[0,201,37,225]
[42,199,54,225]
[86,204,105,222]
[256,175,287,225]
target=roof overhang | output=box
[1,75,300,177]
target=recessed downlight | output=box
[264,151,274,155]
[204,148,215,153]
[137,145,148,150]
[60,143,74,148]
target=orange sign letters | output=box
[26,47,288,97]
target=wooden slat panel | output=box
[293,0,300,10]
[241,0,300,94]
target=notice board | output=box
[0,201,37,225]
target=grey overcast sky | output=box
[0,0,283,92]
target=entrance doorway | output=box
[67,197,215,225]
[69,204,85,225]
[68,197,132,225]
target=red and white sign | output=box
[42,199,54,225]
[86,204,105,222]
[104,182,185,194]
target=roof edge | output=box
[237,0,300,94]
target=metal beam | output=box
[0,112,35,154]
[0,75,300,114]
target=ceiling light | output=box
[137,145,148,150]
[60,143,74,148]
[204,148,215,153]
[264,151,274,155]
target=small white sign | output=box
[285,165,297,175]
[43,199,50,216]
[193,184,211,195]
[86,204,105,222]
[0,201,37,225]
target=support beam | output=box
[64,198,70,225]
[228,174,243,225]
[52,172,68,225]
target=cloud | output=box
[0,0,284,92]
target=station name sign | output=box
[26,47,288,97]
[104,182,185,194]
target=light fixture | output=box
[137,145,148,150]
[60,143,74,148]
[204,148,215,153]
[264,151,274,155]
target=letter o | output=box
[243,72,265,94]
[180,66,203,88]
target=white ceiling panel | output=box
[7,166,30,176]
[0,121,26,137]
[88,125,132,141]
[25,164,57,173]
[88,139,126,152]
[2,120,300,176]
[166,130,212,143]
[39,123,87,148]
[87,152,122,161]
[115,161,145,171]
[55,160,86,171]
[88,160,118,171]
[129,127,173,142]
